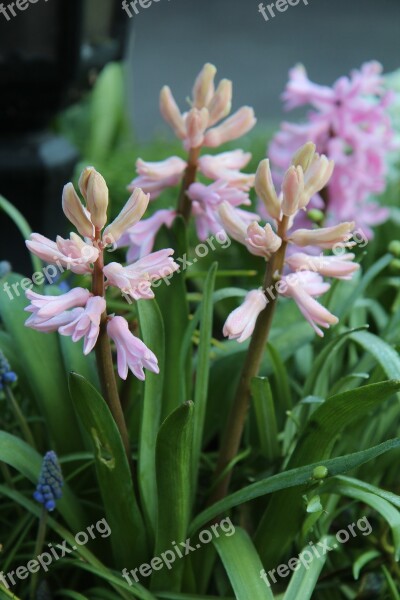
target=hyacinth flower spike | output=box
[25,167,179,463]
[209,142,360,507]
[123,64,257,260]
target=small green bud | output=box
[388,241,400,258]
[307,209,325,225]
[390,259,400,273]
[313,466,328,480]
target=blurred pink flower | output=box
[198,150,255,190]
[268,62,395,234]
[107,316,159,380]
[129,157,187,200]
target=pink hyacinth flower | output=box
[129,157,187,200]
[188,180,252,241]
[198,150,255,190]
[25,287,91,319]
[26,233,99,275]
[203,107,256,147]
[58,296,106,355]
[288,222,356,249]
[107,316,159,380]
[223,289,267,343]
[279,271,338,337]
[286,252,360,280]
[25,308,82,334]
[103,249,179,300]
[117,209,177,263]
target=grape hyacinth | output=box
[268,62,395,237]
[0,350,17,391]
[123,64,257,258]
[33,451,64,512]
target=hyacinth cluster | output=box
[269,62,395,237]
[121,63,257,259]
[33,451,64,512]
[0,350,17,391]
[25,168,179,380]
[220,143,360,339]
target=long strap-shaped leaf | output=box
[152,402,194,592]
[214,526,274,600]
[189,436,400,535]
[255,380,400,568]
[282,537,333,600]
[69,373,148,568]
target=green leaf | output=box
[214,526,274,600]
[327,480,400,559]
[137,298,165,538]
[192,263,217,491]
[267,343,292,411]
[255,380,400,567]
[0,431,85,532]
[350,330,400,381]
[0,195,41,275]
[352,550,380,580]
[189,438,400,534]
[69,373,148,568]
[152,402,194,592]
[282,537,332,600]
[0,274,82,454]
[251,377,279,461]
[87,63,125,163]
[154,219,190,418]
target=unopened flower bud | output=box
[281,166,304,216]
[192,63,217,108]
[203,107,256,147]
[208,79,233,126]
[62,183,94,239]
[255,159,281,221]
[223,289,267,343]
[303,154,335,202]
[292,142,316,171]
[185,107,209,149]
[103,188,150,245]
[160,86,186,140]
[79,168,109,231]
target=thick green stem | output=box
[92,232,132,466]
[177,147,201,223]
[208,218,289,507]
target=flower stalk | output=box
[177,147,201,222]
[208,217,289,506]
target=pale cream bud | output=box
[192,63,217,108]
[281,166,304,216]
[160,86,186,139]
[292,142,316,171]
[103,188,150,245]
[62,183,94,239]
[79,167,109,230]
[255,159,281,221]
[208,79,233,127]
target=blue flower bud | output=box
[34,451,64,512]
[0,351,17,390]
